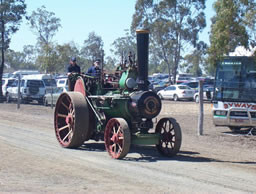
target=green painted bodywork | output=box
[131,133,160,145]
[119,68,138,89]
[99,95,133,122]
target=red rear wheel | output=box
[104,118,131,159]
[54,92,92,148]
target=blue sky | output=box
[9,0,214,57]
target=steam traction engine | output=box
[54,30,182,159]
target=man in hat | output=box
[86,59,101,77]
[67,57,80,91]
[67,57,80,75]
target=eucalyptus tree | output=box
[27,6,61,73]
[55,42,80,73]
[0,0,26,102]
[111,29,136,65]
[131,0,206,83]
[182,41,208,76]
[81,32,104,69]
[5,49,34,70]
[208,0,250,66]
[243,0,256,52]
[104,56,117,72]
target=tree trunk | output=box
[0,6,5,103]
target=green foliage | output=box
[181,41,208,76]
[110,29,136,67]
[5,49,35,70]
[81,31,104,67]
[0,0,26,102]
[27,6,61,45]
[104,56,117,72]
[54,42,80,73]
[208,0,251,66]
[131,0,206,82]
[27,6,61,73]
[243,0,256,49]
[0,0,26,50]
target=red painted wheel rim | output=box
[74,77,86,96]
[104,119,126,159]
[55,94,74,147]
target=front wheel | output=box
[6,93,11,103]
[104,118,131,159]
[156,117,182,157]
[44,98,48,106]
[195,95,199,103]
[158,93,163,100]
[173,94,179,101]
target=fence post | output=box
[50,74,53,109]
[17,74,21,109]
[198,80,204,135]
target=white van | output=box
[6,78,45,104]
[6,74,57,104]
[22,74,57,94]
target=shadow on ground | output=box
[78,142,256,165]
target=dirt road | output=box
[0,102,256,193]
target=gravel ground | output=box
[0,100,256,193]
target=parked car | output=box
[6,78,46,104]
[193,87,214,103]
[179,81,199,90]
[157,85,195,101]
[23,74,57,94]
[176,77,194,84]
[2,78,16,99]
[152,80,169,92]
[3,73,13,78]
[56,78,68,88]
[10,70,40,79]
[43,87,67,106]
[180,81,214,91]
[6,74,57,104]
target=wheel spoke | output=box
[113,124,118,134]
[71,109,75,115]
[117,126,121,134]
[112,143,117,153]
[61,101,69,111]
[117,143,122,152]
[63,129,72,142]
[58,124,69,132]
[57,113,68,118]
